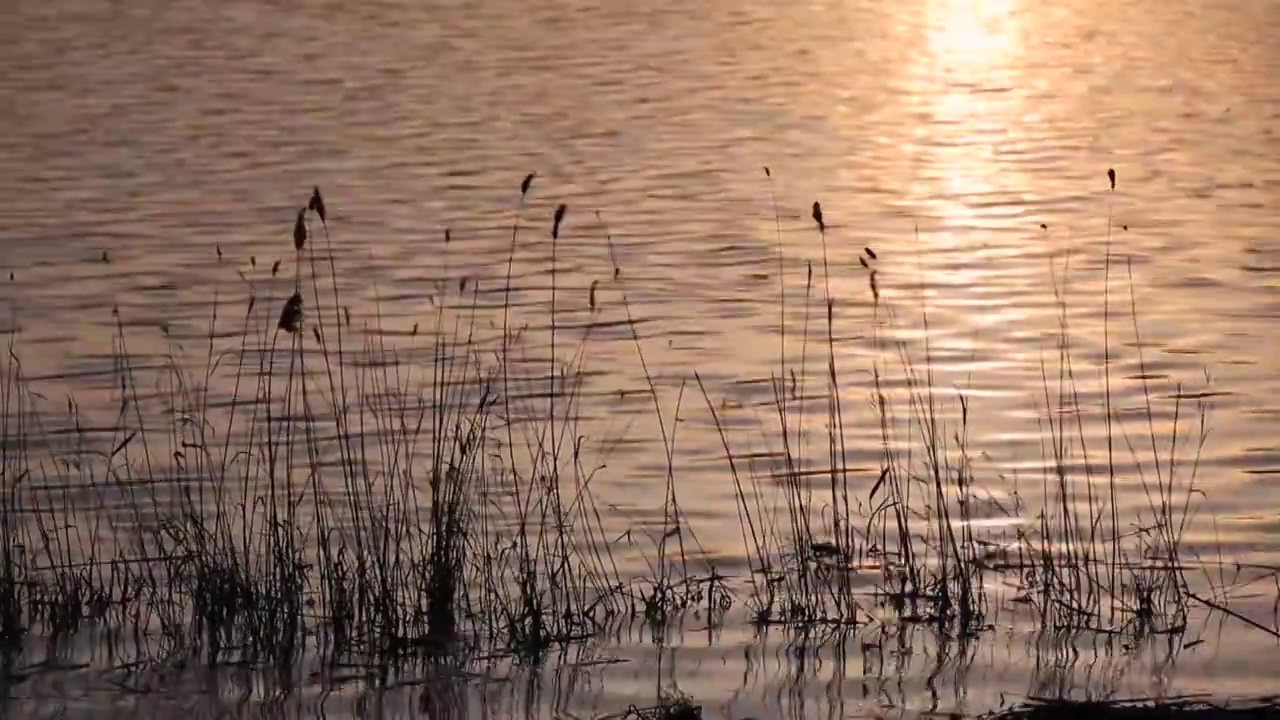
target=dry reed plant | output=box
[0,170,1270,717]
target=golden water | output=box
[2,0,1279,716]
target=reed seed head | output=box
[278,292,303,333]
[309,187,326,225]
[812,201,824,233]
[521,172,535,198]
[294,208,307,251]
[552,204,567,240]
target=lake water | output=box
[2,0,1280,717]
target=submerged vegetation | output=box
[984,696,1280,719]
[0,172,1275,715]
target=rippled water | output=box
[3,0,1280,716]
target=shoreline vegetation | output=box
[1,174,1277,718]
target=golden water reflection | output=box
[1,0,1279,711]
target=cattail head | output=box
[812,201,825,233]
[444,228,451,244]
[278,292,303,333]
[864,246,877,260]
[552,204,567,240]
[343,306,351,327]
[763,166,771,178]
[589,279,599,311]
[859,256,869,269]
[1107,168,1116,190]
[271,259,281,277]
[309,187,326,225]
[216,244,223,262]
[101,250,109,263]
[293,208,307,251]
[250,255,256,268]
[521,172,535,198]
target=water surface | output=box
[2,0,1279,715]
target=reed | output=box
[0,173,1265,716]
[696,168,1214,642]
[0,184,671,683]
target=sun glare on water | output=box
[893,0,1037,341]
[926,0,1019,73]
[909,0,1029,231]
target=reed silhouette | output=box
[0,173,1271,718]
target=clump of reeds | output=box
[0,518,25,677]
[0,182,675,685]
[697,170,1212,644]
[698,196,986,631]
[1005,172,1207,638]
[0,170,1259,717]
